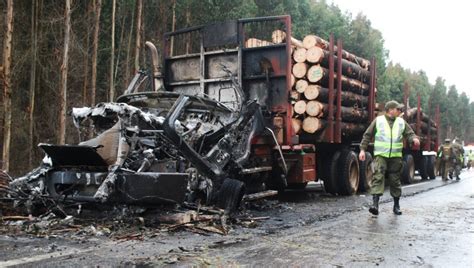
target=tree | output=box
[58,0,72,144]
[91,0,102,106]
[28,0,39,168]
[109,0,116,101]
[134,0,143,72]
[2,0,14,171]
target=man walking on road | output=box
[438,139,454,180]
[359,100,420,215]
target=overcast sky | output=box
[330,0,474,100]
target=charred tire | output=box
[323,151,341,194]
[418,156,429,180]
[217,178,245,213]
[337,150,360,195]
[427,155,436,180]
[358,151,373,193]
[401,154,415,184]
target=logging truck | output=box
[162,15,377,196]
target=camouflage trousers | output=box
[439,159,453,180]
[370,156,403,198]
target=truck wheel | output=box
[418,156,429,180]
[323,151,341,194]
[427,155,436,180]
[401,154,415,184]
[358,151,373,193]
[287,182,308,189]
[337,150,360,195]
[217,178,245,213]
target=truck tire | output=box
[358,151,373,193]
[323,151,341,194]
[217,178,245,213]
[427,155,436,180]
[401,154,415,184]
[418,156,429,180]
[337,150,360,195]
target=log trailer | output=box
[161,15,376,197]
[400,84,440,183]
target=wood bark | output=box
[310,65,370,95]
[109,0,116,101]
[320,50,371,83]
[313,86,369,107]
[2,0,13,171]
[290,90,300,102]
[302,35,370,69]
[59,0,71,145]
[134,0,143,71]
[28,0,39,168]
[91,0,101,106]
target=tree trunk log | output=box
[306,101,323,116]
[303,117,323,134]
[290,90,300,102]
[309,65,370,95]
[314,86,369,107]
[245,38,274,48]
[292,47,307,63]
[312,101,369,123]
[292,62,307,79]
[295,79,308,93]
[271,29,304,48]
[306,46,324,63]
[303,84,319,100]
[302,35,370,69]
[294,100,306,114]
[320,50,370,83]
[292,118,302,134]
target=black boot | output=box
[369,195,380,215]
[393,197,402,215]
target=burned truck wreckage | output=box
[9,81,282,214]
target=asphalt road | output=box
[0,171,472,267]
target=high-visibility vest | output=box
[374,115,405,158]
[469,152,474,161]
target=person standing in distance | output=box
[359,100,420,215]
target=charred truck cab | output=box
[10,16,377,214]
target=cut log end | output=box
[306,101,323,117]
[302,117,322,134]
[293,47,307,63]
[307,65,323,83]
[295,79,309,93]
[292,62,307,79]
[294,100,307,114]
[306,46,324,63]
[304,84,320,100]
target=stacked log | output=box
[405,108,437,135]
[278,31,371,136]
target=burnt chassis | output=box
[10,89,276,212]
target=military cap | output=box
[385,100,404,111]
[444,138,451,143]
